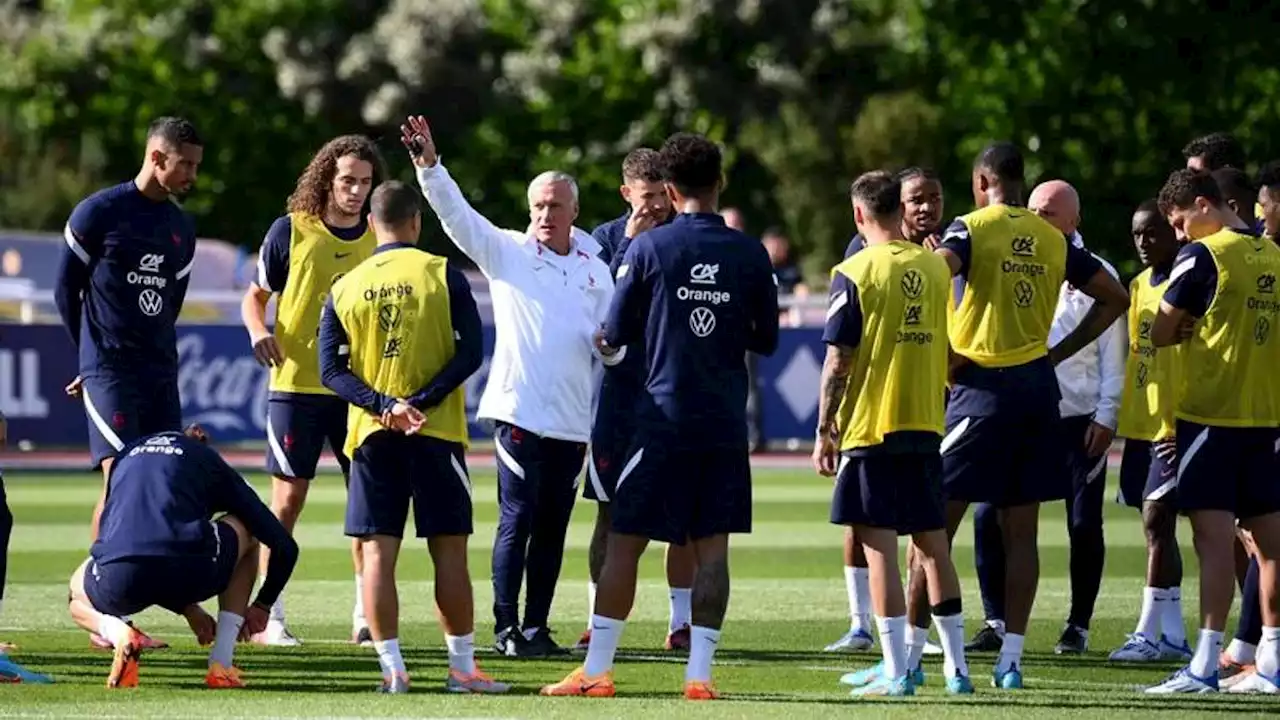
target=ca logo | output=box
[900,269,925,299]
[1138,319,1152,340]
[1013,279,1034,308]
[1258,273,1276,295]
[1010,236,1036,257]
[904,304,923,326]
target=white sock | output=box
[261,576,284,623]
[586,582,597,630]
[1257,627,1280,678]
[685,626,721,683]
[669,588,692,632]
[1226,638,1257,665]
[353,574,365,626]
[995,632,1024,674]
[374,638,406,678]
[1189,628,1222,679]
[876,616,909,680]
[1134,587,1162,641]
[933,613,968,679]
[445,633,476,675]
[1161,587,1186,646]
[846,567,871,631]
[906,624,928,670]
[986,618,1006,634]
[97,614,131,648]
[584,615,624,677]
[209,611,244,668]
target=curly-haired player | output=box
[240,135,386,646]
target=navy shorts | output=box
[265,393,351,480]
[832,451,945,534]
[81,372,182,468]
[1175,420,1280,520]
[346,432,473,538]
[1118,439,1177,508]
[585,415,634,503]
[610,428,752,544]
[84,520,239,617]
[941,411,1069,507]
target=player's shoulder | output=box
[1131,267,1152,291]
[73,182,133,216]
[1170,241,1211,279]
[591,212,628,240]
[1093,252,1120,280]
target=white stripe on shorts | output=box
[265,413,297,478]
[82,388,125,451]
[586,448,609,502]
[939,416,971,456]
[615,448,645,494]
[450,453,473,499]
[1176,427,1210,482]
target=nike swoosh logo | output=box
[375,259,392,267]
[336,252,352,259]
[591,624,608,631]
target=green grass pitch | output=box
[1,467,1274,717]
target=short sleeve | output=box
[1162,242,1217,318]
[822,271,862,348]
[939,218,972,276]
[255,216,292,292]
[1064,241,1103,289]
[64,194,107,265]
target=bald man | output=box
[967,180,1127,656]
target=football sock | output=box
[584,615,624,677]
[1257,627,1280,678]
[933,613,969,679]
[845,566,871,631]
[210,612,243,668]
[1135,587,1162,641]
[995,633,1024,675]
[586,582,597,630]
[906,624,928,670]
[374,638,406,678]
[97,614,131,649]
[1162,586,1187,646]
[353,573,365,626]
[669,588,692,632]
[1189,629,1222,679]
[1226,638,1257,665]
[445,632,476,675]
[685,626,721,683]
[876,616,909,680]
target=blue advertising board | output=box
[0,324,825,448]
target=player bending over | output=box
[813,171,972,697]
[581,148,696,653]
[1109,200,1191,664]
[66,425,298,688]
[1145,170,1280,694]
[542,132,779,699]
[319,179,506,695]
[55,116,203,652]
[241,135,385,646]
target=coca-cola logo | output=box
[177,334,269,433]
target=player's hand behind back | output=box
[381,401,426,435]
[65,375,83,399]
[400,116,439,169]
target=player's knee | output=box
[271,478,310,518]
[1143,501,1177,544]
[910,530,951,564]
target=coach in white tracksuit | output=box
[404,116,618,658]
[969,182,1126,656]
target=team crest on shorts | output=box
[112,411,126,429]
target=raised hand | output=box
[400,115,439,169]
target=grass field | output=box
[1,466,1274,717]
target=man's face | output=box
[621,178,671,219]
[1132,209,1178,268]
[153,142,203,196]
[721,208,745,231]
[1186,155,1208,172]
[528,180,579,244]
[762,234,789,266]
[901,177,943,237]
[1029,192,1078,235]
[1166,199,1218,242]
[1259,185,1280,238]
[331,155,375,218]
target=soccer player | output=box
[407,115,616,658]
[1183,132,1248,173]
[240,135,384,646]
[581,149,697,653]
[1211,167,1259,230]
[827,167,945,656]
[1258,161,1280,240]
[934,142,1128,688]
[66,426,299,689]
[969,180,1126,655]
[812,170,972,697]
[1109,200,1192,664]
[541,132,779,699]
[0,412,52,683]
[1144,168,1280,694]
[55,116,202,651]
[318,180,506,694]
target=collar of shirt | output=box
[673,212,728,227]
[1070,230,1084,249]
[516,226,603,259]
[372,241,416,255]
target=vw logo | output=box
[1013,279,1034,308]
[689,306,717,337]
[900,269,925,299]
[378,304,402,332]
[138,289,164,316]
[1255,316,1271,345]
[1135,362,1148,388]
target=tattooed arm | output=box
[812,343,855,476]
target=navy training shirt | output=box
[55,182,197,376]
[591,211,630,268]
[604,213,780,445]
[92,432,298,610]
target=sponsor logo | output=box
[676,286,732,304]
[900,269,925,299]
[378,304,402,332]
[138,253,165,274]
[903,304,923,326]
[1138,318,1152,340]
[363,283,414,301]
[1010,236,1036,257]
[1013,279,1035,308]
[139,288,164,316]
[1135,361,1149,387]
[1258,273,1276,295]
[1256,316,1272,346]
[1000,259,1046,277]
[895,330,934,345]
[383,337,403,358]
[335,251,352,259]
[690,306,716,337]
[690,263,720,285]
